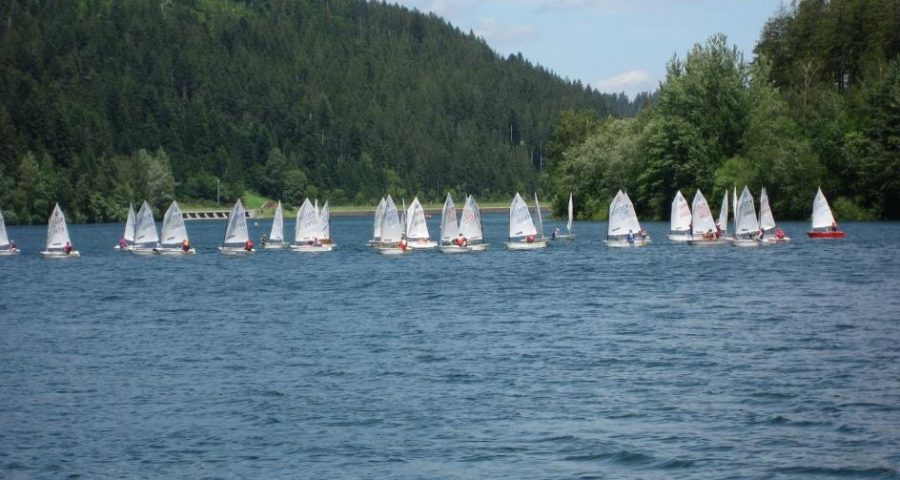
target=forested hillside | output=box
[548,0,899,221]
[0,0,640,224]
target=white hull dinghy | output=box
[115,203,136,251]
[732,186,761,248]
[40,204,80,258]
[605,190,650,247]
[506,192,547,250]
[264,201,286,249]
[375,196,410,255]
[668,190,692,243]
[156,200,196,254]
[0,208,20,256]
[219,199,255,255]
[687,190,727,246]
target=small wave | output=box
[774,465,898,478]
[564,450,655,466]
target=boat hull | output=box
[439,245,470,254]
[760,236,791,245]
[0,248,21,256]
[468,243,489,251]
[154,247,196,255]
[605,239,650,247]
[130,247,159,256]
[686,237,728,246]
[219,246,255,255]
[263,242,286,249]
[291,244,333,253]
[406,240,437,250]
[667,234,692,243]
[506,241,547,250]
[41,250,81,258]
[808,231,846,239]
[377,246,410,255]
[731,238,760,247]
[552,234,575,241]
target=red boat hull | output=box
[807,231,846,239]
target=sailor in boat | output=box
[775,228,785,240]
[526,234,536,243]
[245,239,254,251]
[9,240,16,252]
[640,229,648,240]
[703,229,714,240]
[64,241,73,255]
[399,236,409,251]
[181,239,191,252]
[552,227,560,240]
[831,221,838,232]
[260,233,267,247]
[453,234,468,247]
[118,237,127,249]
[715,222,722,238]
[626,230,635,244]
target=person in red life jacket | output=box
[181,239,191,251]
[118,236,127,249]
[526,234,535,243]
[775,228,785,240]
[63,241,72,255]
[454,234,467,247]
[245,239,254,251]
[399,236,408,251]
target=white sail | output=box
[758,187,776,231]
[670,191,692,232]
[732,186,738,233]
[718,191,729,236]
[405,197,430,240]
[735,186,759,235]
[269,201,284,243]
[608,190,642,237]
[46,203,72,250]
[294,198,321,243]
[123,204,136,243]
[534,193,545,239]
[440,193,459,242]
[811,187,836,230]
[691,190,717,236]
[372,197,386,241]
[567,193,574,234]
[223,199,250,245]
[380,195,402,243]
[319,201,331,240]
[134,201,159,247]
[458,195,483,241]
[0,208,10,247]
[160,200,189,247]
[509,192,537,239]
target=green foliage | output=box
[0,0,641,224]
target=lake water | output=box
[1,215,899,479]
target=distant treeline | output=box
[0,0,648,224]
[548,0,899,221]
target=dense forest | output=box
[548,0,899,221]
[0,0,646,224]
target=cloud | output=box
[593,70,657,96]
[474,18,539,46]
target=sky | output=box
[390,0,785,97]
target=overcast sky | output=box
[390,0,785,97]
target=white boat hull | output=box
[439,245,470,254]
[291,244,333,253]
[41,250,81,258]
[406,240,437,250]
[113,244,133,251]
[506,240,547,250]
[219,246,255,255]
[686,236,728,246]
[605,239,650,247]
[731,238,760,247]
[667,234,692,243]
[130,246,159,256]
[467,243,489,251]
[263,242,286,249]
[760,236,792,245]
[377,246,410,255]
[0,248,20,256]
[553,234,575,241]
[154,247,196,255]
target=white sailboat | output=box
[219,199,254,254]
[459,195,489,251]
[553,193,576,240]
[732,186,760,247]
[115,204,136,251]
[808,187,846,238]
[319,200,335,247]
[668,190,692,242]
[605,190,649,247]
[376,195,410,255]
[439,193,468,253]
[0,208,20,255]
[507,192,546,250]
[130,201,160,255]
[264,201,286,249]
[758,187,790,244]
[405,197,437,249]
[687,190,727,245]
[291,198,331,252]
[155,200,195,254]
[717,190,729,238]
[40,203,80,258]
[368,197,386,246]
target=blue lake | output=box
[1,215,899,479]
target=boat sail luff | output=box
[811,187,836,230]
[440,193,458,242]
[269,201,284,243]
[134,201,159,247]
[508,193,537,239]
[223,199,249,246]
[691,190,717,236]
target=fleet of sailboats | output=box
[0,187,851,255]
